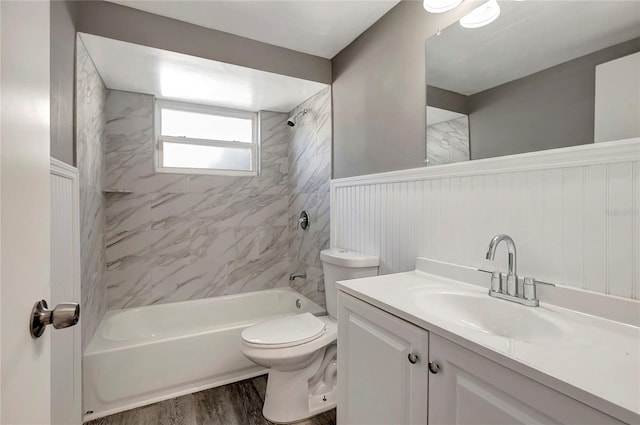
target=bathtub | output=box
[83,288,325,421]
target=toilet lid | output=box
[241,313,326,348]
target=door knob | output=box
[30,300,80,338]
[428,361,440,374]
[408,353,419,364]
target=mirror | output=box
[425,1,640,166]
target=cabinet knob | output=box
[408,353,418,364]
[428,361,440,374]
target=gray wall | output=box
[51,0,77,165]
[331,0,481,179]
[75,0,331,84]
[426,85,468,114]
[468,38,640,160]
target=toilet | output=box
[240,248,379,424]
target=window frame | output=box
[154,99,260,176]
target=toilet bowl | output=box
[242,314,338,423]
[240,249,379,424]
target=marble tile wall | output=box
[104,90,291,309]
[77,36,108,349]
[287,87,332,307]
[426,116,470,166]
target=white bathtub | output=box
[83,288,324,421]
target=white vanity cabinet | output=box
[337,293,429,425]
[428,333,624,425]
[338,291,628,425]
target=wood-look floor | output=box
[86,375,336,425]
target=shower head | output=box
[287,109,308,127]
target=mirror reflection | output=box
[425,1,640,166]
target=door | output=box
[1,1,53,423]
[50,160,82,424]
[338,293,429,425]
[428,333,623,425]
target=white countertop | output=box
[337,268,640,424]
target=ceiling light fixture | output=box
[423,0,464,14]
[460,0,501,28]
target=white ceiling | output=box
[106,0,400,59]
[427,1,640,95]
[80,33,329,112]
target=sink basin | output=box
[414,291,567,344]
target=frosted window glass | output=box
[162,142,252,171]
[161,109,253,143]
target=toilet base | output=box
[263,391,336,425]
[262,344,337,424]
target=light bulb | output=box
[460,0,501,28]
[423,0,464,14]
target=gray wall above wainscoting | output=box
[467,38,640,160]
[103,90,291,309]
[77,36,107,349]
[331,0,481,178]
[426,86,468,115]
[287,87,332,307]
[50,0,77,166]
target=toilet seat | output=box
[242,313,326,349]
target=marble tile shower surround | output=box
[287,87,332,307]
[427,117,470,166]
[77,37,108,349]
[104,90,292,309]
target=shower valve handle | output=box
[297,210,309,230]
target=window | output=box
[155,100,258,176]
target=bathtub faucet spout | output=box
[289,272,307,281]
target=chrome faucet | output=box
[483,234,554,307]
[289,272,307,281]
[486,234,518,296]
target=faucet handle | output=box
[478,264,504,294]
[523,277,555,302]
[523,277,536,301]
[490,272,503,293]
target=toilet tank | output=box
[320,248,379,319]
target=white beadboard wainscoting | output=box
[330,138,640,300]
[51,158,83,423]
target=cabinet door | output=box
[428,334,624,425]
[338,293,429,425]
